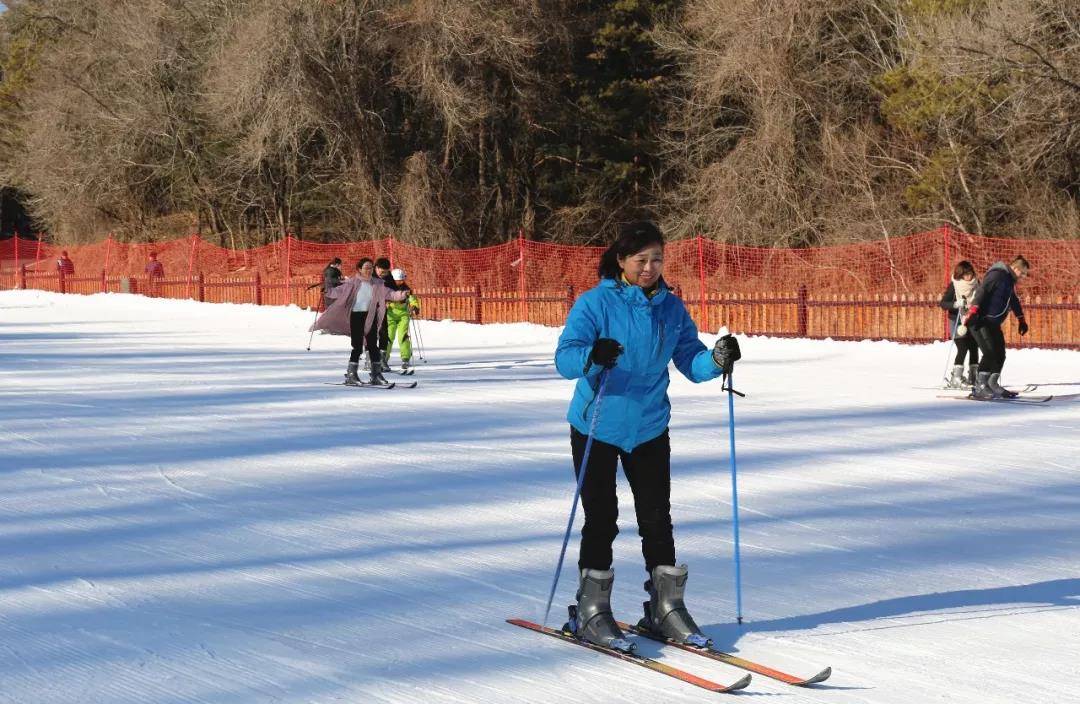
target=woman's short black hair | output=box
[357,257,374,270]
[375,257,391,270]
[598,221,665,280]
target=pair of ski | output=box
[507,618,830,694]
[326,380,418,389]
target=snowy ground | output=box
[2,289,1079,704]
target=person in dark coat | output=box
[374,256,394,370]
[321,257,343,309]
[938,260,979,388]
[57,251,75,276]
[961,256,1030,398]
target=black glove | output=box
[589,338,623,370]
[712,334,741,376]
[1018,318,1029,336]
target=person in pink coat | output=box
[311,257,408,385]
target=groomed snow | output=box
[2,289,1078,703]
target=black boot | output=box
[567,569,634,652]
[638,565,711,647]
[344,361,360,385]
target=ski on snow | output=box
[938,393,1052,403]
[324,381,418,389]
[617,621,831,686]
[506,619,751,693]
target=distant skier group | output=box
[940,255,1030,399]
[310,256,421,387]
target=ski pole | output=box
[306,305,320,351]
[410,316,427,362]
[940,309,961,385]
[725,370,744,625]
[542,370,609,629]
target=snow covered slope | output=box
[2,290,1078,703]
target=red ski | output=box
[507,619,751,693]
[618,621,831,686]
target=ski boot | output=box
[565,569,634,652]
[344,361,361,386]
[965,365,978,388]
[400,359,411,375]
[946,364,965,389]
[638,565,712,648]
[988,373,1018,398]
[973,371,995,399]
[380,358,394,373]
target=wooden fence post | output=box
[18,264,26,290]
[797,284,808,337]
[59,269,66,294]
[101,269,107,293]
[254,272,262,306]
[474,283,482,324]
[198,273,205,302]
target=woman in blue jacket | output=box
[554,221,740,651]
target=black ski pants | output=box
[349,311,382,366]
[570,426,675,574]
[952,334,979,366]
[972,321,1006,374]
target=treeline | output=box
[0,0,1077,248]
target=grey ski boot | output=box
[974,371,995,399]
[567,569,634,652]
[369,353,389,385]
[344,361,360,386]
[638,565,711,647]
[988,373,1017,398]
[946,365,965,389]
[965,365,978,388]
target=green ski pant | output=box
[386,308,413,362]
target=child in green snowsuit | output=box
[386,268,421,371]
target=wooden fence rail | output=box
[3,268,1077,349]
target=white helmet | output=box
[391,268,406,281]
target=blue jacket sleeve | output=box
[670,303,724,383]
[555,294,604,380]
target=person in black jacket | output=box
[373,257,394,371]
[939,260,979,388]
[961,256,1030,398]
[321,258,342,310]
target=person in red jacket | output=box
[145,252,165,278]
[57,251,75,276]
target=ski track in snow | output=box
[1,290,1079,703]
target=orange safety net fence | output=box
[2,227,1078,348]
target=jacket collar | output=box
[599,276,669,307]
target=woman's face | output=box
[962,272,974,281]
[618,244,664,288]
[358,262,374,279]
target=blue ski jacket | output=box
[555,277,724,453]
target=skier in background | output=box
[145,252,165,297]
[961,255,1031,399]
[385,268,421,374]
[938,260,979,389]
[310,258,408,386]
[373,257,394,371]
[554,221,741,651]
[56,250,75,276]
[321,257,343,309]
